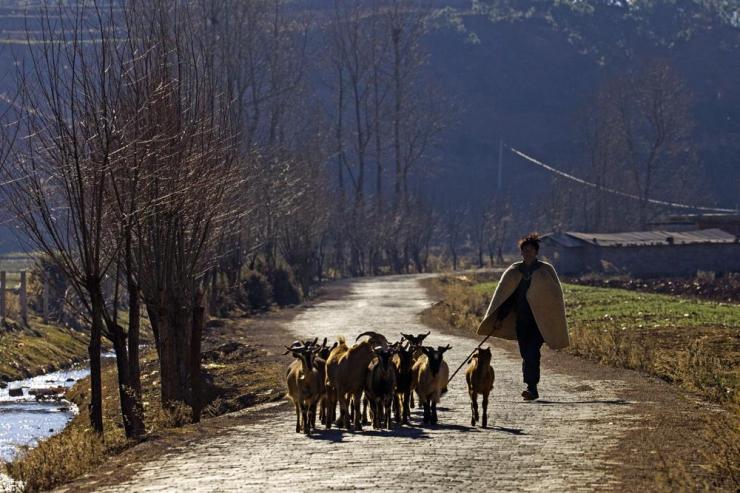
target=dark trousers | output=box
[516,321,544,388]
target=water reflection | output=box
[0,366,89,462]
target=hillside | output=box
[0,1,739,252]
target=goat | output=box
[400,330,430,347]
[400,331,430,409]
[412,345,451,425]
[356,331,390,424]
[465,347,495,428]
[392,341,415,425]
[316,338,337,426]
[285,343,323,435]
[356,330,390,348]
[325,336,374,431]
[364,345,397,430]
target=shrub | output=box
[242,271,272,310]
[269,268,302,306]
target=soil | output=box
[563,274,740,304]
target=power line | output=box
[508,146,737,214]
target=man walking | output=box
[477,233,569,400]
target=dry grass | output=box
[5,321,286,492]
[421,275,740,492]
[0,314,91,383]
[427,276,740,407]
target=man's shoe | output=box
[521,387,539,401]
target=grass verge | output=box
[421,273,739,492]
[0,314,91,384]
[4,318,286,492]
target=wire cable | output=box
[508,146,737,214]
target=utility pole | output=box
[497,139,503,191]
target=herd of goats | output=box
[284,331,495,435]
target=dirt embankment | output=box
[0,316,91,386]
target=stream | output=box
[0,366,90,463]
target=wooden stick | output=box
[447,331,493,384]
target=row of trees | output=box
[0,0,462,438]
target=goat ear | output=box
[331,342,338,349]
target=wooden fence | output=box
[0,270,51,326]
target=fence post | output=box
[0,271,5,323]
[20,270,28,326]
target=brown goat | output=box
[365,346,397,430]
[392,341,415,425]
[315,338,337,426]
[400,331,430,409]
[285,344,323,435]
[465,347,495,428]
[412,345,451,425]
[325,336,374,431]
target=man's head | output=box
[518,233,540,264]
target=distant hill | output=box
[0,1,737,251]
[418,1,740,212]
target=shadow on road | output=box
[487,425,526,435]
[309,426,431,442]
[535,399,630,406]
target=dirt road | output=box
[68,275,645,492]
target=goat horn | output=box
[356,331,388,343]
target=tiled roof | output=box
[542,228,737,247]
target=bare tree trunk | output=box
[190,290,205,423]
[87,281,105,434]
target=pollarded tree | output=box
[1,0,143,436]
[121,0,238,421]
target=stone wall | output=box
[541,242,740,277]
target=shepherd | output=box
[477,233,568,401]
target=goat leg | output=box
[431,401,438,425]
[338,394,351,430]
[310,401,318,432]
[470,391,478,427]
[362,396,370,426]
[482,392,489,429]
[403,390,411,424]
[353,393,363,431]
[302,405,310,436]
[294,403,301,433]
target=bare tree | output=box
[119,0,237,420]
[0,0,148,436]
[581,60,699,230]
